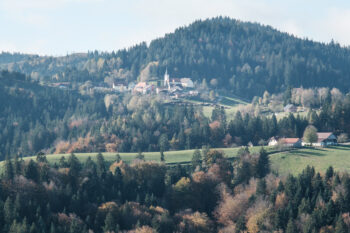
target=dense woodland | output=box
[1,148,350,233]
[1,17,350,98]
[3,70,350,160]
[3,17,350,233]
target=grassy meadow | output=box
[0,146,275,174]
[270,145,350,176]
[12,147,267,167]
[5,145,350,177]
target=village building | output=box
[134,82,147,93]
[164,69,170,90]
[302,132,338,147]
[128,82,136,90]
[180,78,194,88]
[112,82,127,92]
[268,137,279,146]
[280,138,302,147]
[284,104,297,113]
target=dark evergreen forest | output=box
[2,70,350,162]
[1,148,350,233]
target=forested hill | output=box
[2,17,350,98]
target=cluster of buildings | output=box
[268,132,338,148]
[113,69,198,99]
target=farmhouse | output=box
[304,132,338,147]
[268,137,302,147]
[280,138,302,147]
[268,137,279,146]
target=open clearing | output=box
[21,147,267,166]
[6,146,350,176]
[270,145,350,176]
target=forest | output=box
[1,146,350,233]
[3,16,350,233]
[2,70,350,160]
[1,17,350,98]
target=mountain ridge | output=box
[1,17,350,98]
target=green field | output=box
[19,147,266,166]
[270,145,350,176]
[7,145,350,177]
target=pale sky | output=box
[1,0,350,55]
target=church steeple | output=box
[164,68,170,89]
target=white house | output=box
[112,83,127,92]
[180,78,194,88]
[303,132,337,147]
[268,137,302,147]
[268,137,279,146]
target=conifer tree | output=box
[191,149,202,170]
[335,215,347,233]
[4,156,14,180]
[160,151,165,162]
[256,147,270,178]
[96,153,106,178]
[286,219,297,233]
[24,159,39,182]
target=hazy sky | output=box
[1,0,350,55]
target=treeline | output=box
[1,148,350,232]
[3,70,350,160]
[0,71,107,160]
[2,17,350,98]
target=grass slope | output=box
[0,147,270,172]
[40,147,267,165]
[270,145,350,176]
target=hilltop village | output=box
[112,69,198,99]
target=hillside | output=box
[1,17,350,98]
[2,147,266,168]
[8,145,350,176]
[270,145,350,175]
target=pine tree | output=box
[4,156,14,180]
[36,152,48,163]
[59,156,67,168]
[4,197,14,225]
[96,153,106,178]
[286,219,297,233]
[256,179,267,195]
[335,215,347,233]
[135,151,144,161]
[103,211,116,232]
[256,147,270,178]
[191,149,202,170]
[29,222,37,233]
[13,154,21,176]
[50,223,56,233]
[325,166,334,181]
[115,153,121,163]
[24,159,39,182]
[160,151,165,162]
[9,220,19,233]
[159,134,169,152]
[84,156,96,170]
[68,153,81,177]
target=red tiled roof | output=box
[282,138,300,144]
